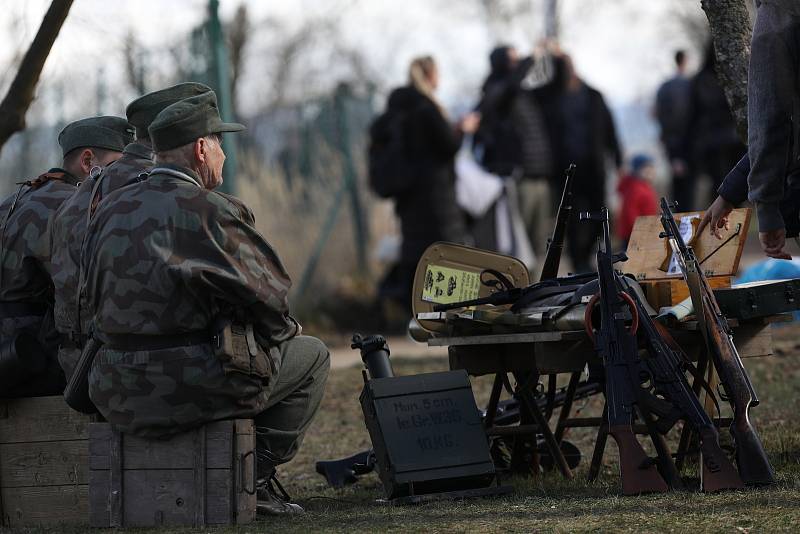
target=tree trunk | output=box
[700,0,753,143]
[0,0,74,155]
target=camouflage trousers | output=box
[255,335,330,476]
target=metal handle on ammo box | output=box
[239,450,256,495]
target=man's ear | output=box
[79,149,95,175]
[194,138,206,165]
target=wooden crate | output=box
[626,208,751,308]
[640,276,732,311]
[89,419,256,527]
[0,396,93,527]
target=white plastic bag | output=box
[455,141,504,218]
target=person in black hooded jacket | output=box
[375,55,479,312]
[475,45,555,265]
[532,52,622,273]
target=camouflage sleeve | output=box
[189,193,299,346]
[29,183,77,270]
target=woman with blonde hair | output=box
[371,54,479,312]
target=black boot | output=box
[256,471,304,516]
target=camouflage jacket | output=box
[49,142,152,378]
[83,164,300,437]
[0,169,78,390]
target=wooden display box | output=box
[0,396,93,527]
[625,208,751,310]
[89,419,256,528]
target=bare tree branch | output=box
[123,30,147,95]
[701,0,752,141]
[227,4,250,118]
[0,0,74,155]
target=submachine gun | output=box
[582,207,745,493]
[580,208,669,495]
[659,198,775,486]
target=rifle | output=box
[540,163,575,280]
[619,278,744,491]
[432,164,578,314]
[432,272,592,313]
[540,164,575,419]
[581,207,668,495]
[659,198,775,486]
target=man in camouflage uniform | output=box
[83,90,330,516]
[0,116,132,397]
[50,83,210,381]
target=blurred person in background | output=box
[655,50,693,211]
[476,45,555,270]
[685,44,746,211]
[533,52,622,273]
[371,55,479,315]
[616,154,658,249]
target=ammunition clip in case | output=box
[359,369,501,501]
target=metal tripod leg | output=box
[588,404,609,482]
[484,374,504,429]
[508,372,540,476]
[515,373,574,480]
[554,371,581,444]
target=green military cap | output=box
[126,82,212,139]
[58,116,134,156]
[58,116,135,157]
[149,90,245,152]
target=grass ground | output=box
[5,325,800,533]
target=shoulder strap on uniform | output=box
[21,170,68,190]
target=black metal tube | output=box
[351,333,394,379]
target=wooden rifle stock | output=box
[608,426,669,495]
[702,300,775,485]
[540,164,575,280]
[659,197,774,486]
[622,282,743,491]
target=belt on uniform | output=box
[0,301,47,319]
[102,330,211,351]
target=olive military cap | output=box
[149,90,245,152]
[58,116,135,157]
[126,82,212,139]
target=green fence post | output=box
[333,84,369,274]
[207,0,238,194]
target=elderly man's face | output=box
[196,134,226,189]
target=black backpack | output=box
[368,108,415,198]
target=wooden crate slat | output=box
[207,468,234,525]
[0,397,91,444]
[89,422,234,471]
[88,468,109,527]
[234,419,256,524]
[122,469,199,527]
[734,323,774,359]
[1,484,88,527]
[0,440,87,488]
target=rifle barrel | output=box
[540,164,575,281]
